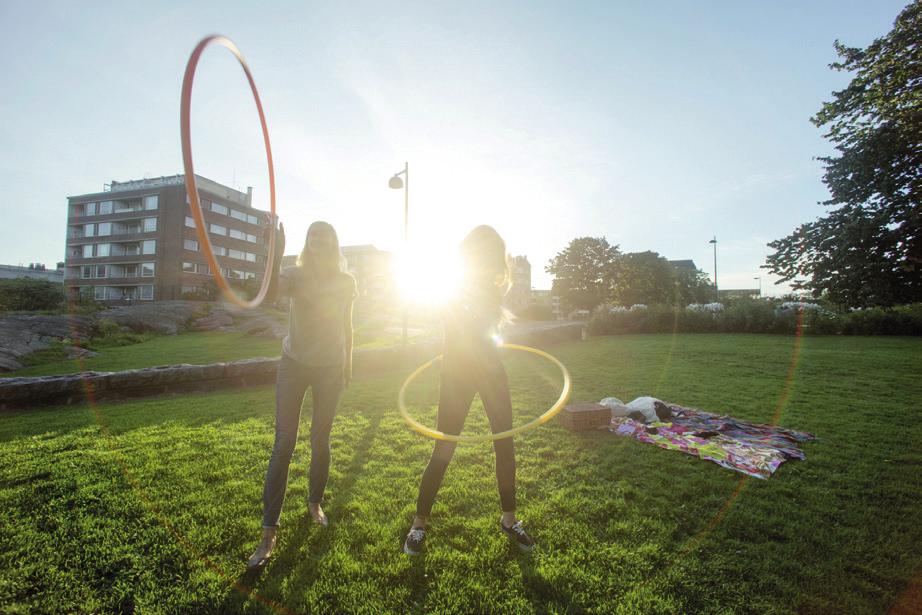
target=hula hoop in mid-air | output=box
[180,35,277,309]
[398,343,572,443]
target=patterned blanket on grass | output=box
[609,405,815,479]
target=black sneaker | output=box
[500,519,535,552]
[403,527,426,555]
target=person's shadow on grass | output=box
[219,411,384,613]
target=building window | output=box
[210,223,226,236]
[229,228,245,241]
[210,202,228,216]
[184,239,198,251]
[140,285,154,300]
[214,246,226,256]
[99,201,113,215]
[247,214,258,225]
[245,252,256,263]
[228,248,244,260]
[244,271,256,280]
[182,261,196,273]
[246,233,257,243]
[82,245,93,258]
[143,217,157,232]
[197,263,211,275]
[97,222,111,236]
[185,216,196,228]
[86,202,97,216]
[142,240,156,255]
[230,209,247,222]
[94,286,107,300]
[143,195,158,210]
[95,265,107,279]
[141,262,155,277]
[227,269,241,280]
[84,224,95,238]
[97,243,110,257]
[81,265,93,279]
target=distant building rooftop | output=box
[668,259,697,271]
[69,174,254,209]
[0,263,64,282]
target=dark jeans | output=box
[415,355,516,517]
[262,354,343,528]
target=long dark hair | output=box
[458,225,513,326]
[297,221,346,278]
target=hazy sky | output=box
[0,1,909,293]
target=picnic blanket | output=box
[609,405,815,479]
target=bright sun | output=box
[394,243,463,306]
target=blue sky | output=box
[0,1,909,293]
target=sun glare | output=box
[394,243,462,306]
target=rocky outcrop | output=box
[104,301,203,335]
[0,301,291,372]
[190,309,235,332]
[0,314,96,371]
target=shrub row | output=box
[587,301,922,336]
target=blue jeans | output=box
[262,354,344,528]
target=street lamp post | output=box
[709,236,718,299]
[754,276,762,298]
[389,162,409,346]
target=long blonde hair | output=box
[458,225,514,326]
[297,221,347,277]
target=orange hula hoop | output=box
[180,35,277,309]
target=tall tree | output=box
[611,251,677,306]
[546,237,620,312]
[764,1,922,307]
[674,266,716,305]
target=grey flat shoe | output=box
[309,506,329,527]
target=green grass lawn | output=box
[1,334,920,614]
[3,327,410,378]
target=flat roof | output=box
[68,174,254,208]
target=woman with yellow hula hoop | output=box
[403,225,567,555]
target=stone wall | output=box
[0,322,584,411]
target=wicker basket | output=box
[557,403,611,431]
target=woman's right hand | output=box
[264,215,285,257]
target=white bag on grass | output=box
[599,397,629,417]
[625,396,664,423]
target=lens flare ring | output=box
[398,343,572,443]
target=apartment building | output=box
[64,175,269,302]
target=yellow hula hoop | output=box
[397,343,572,443]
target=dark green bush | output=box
[587,302,922,336]
[90,318,155,348]
[0,278,64,312]
[839,304,922,336]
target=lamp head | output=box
[389,175,404,189]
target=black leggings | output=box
[415,357,516,516]
[262,355,343,527]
